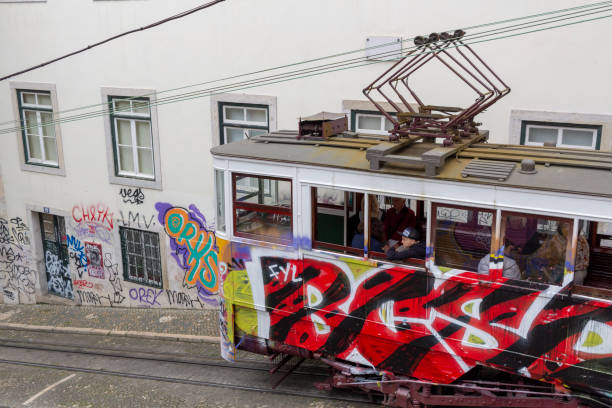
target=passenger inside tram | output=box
[383,197,416,242]
[383,227,426,261]
[351,217,385,252]
[477,240,521,279]
[502,214,574,285]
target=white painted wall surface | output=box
[0,0,611,307]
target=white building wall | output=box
[0,0,610,307]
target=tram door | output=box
[40,213,73,299]
[586,221,612,288]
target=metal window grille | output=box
[119,226,162,288]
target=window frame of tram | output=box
[499,211,573,286]
[311,187,426,266]
[431,202,497,279]
[311,186,363,256]
[232,173,293,245]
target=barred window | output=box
[119,226,162,288]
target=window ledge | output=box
[109,174,161,190]
[21,162,65,176]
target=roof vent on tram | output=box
[519,159,537,174]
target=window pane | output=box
[215,170,226,233]
[225,107,244,121]
[133,100,149,115]
[247,128,267,137]
[225,127,245,143]
[114,100,131,113]
[562,129,594,147]
[527,127,557,144]
[357,115,382,131]
[235,175,290,207]
[502,213,571,285]
[384,117,394,131]
[27,135,42,160]
[235,208,292,242]
[434,205,494,272]
[37,93,51,106]
[22,93,36,104]
[137,148,154,176]
[24,111,39,134]
[116,119,132,145]
[135,121,152,147]
[246,108,266,123]
[41,112,55,137]
[44,138,58,162]
[317,187,345,206]
[118,146,134,172]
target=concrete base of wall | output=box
[36,294,74,306]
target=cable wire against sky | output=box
[1,2,611,135]
[0,0,226,82]
[1,0,610,129]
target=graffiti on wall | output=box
[224,244,612,394]
[84,241,104,279]
[75,253,126,307]
[119,188,145,205]
[66,234,88,278]
[155,202,218,305]
[0,217,35,303]
[70,203,114,244]
[117,210,155,230]
[45,250,73,299]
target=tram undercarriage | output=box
[237,335,604,408]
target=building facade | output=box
[0,0,611,308]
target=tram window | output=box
[232,173,292,244]
[574,220,612,292]
[312,187,363,256]
[369,195,426,265]
[432,204,495,273]
[215,170,226,233]
[500,212,571,285]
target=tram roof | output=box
[210,130,612,199]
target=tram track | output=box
[0,339,374,406]
[0,337,327,376]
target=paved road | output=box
[0,329,372,408]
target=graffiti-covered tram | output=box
[212,130,612,407]
[211,32,612,408]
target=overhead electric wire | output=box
[0,0,227,82]
[1,0,610,129]
[2,2,611,136]
[3,5,611,135]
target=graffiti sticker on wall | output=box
[155,202,218,304]
[85,241,104,279]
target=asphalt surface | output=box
[0,329,373,408]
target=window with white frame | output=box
[351,110,396,135]
[521,121,601,150]
[18,90,58,166]
[219,103,268,144]
[109,96,155,179]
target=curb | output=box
[0,323,220,344]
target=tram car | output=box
[211,32,612,407]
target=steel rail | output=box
[0,357,375,405]
[0,339,327,377]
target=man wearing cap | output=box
[384,227,426,261]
